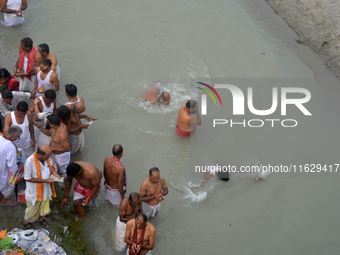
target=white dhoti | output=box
[19,76,36,93]
[0,181,15,198]
[115,216,127,251]
[126,248,151,255]
[105,184,126,206]
[69,132,85,155]
[53,151,70,178]
[142,202,161,219]
[21,145,33,164]
[38,133,52,148]
[55,65,61,81]
[1,13,24,26]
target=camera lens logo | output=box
[196,82,222,115]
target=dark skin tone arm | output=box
[0,0,27,14]
[139,178,169,202]
[81,172,101,207]
[61,175,73,207]
[32,119,51,136]
[27,112,35,149]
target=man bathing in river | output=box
[139,167,168,219]
[104,144,127,206]
[61,161,102,218]
[125,212,156,255]
[176,99,201,136]
[116,192,143,251]
[142,82,170,105]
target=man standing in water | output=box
[32,59,59,98]
[61,161,102,218]
[104,144,127,206]
[176,99,201,136]
[64,84,85,106]
[139,167,168,219]
[124,212,156,255]
[115,192,143,251]
[14,37,42,92]
[33,114,70,179]
[37,43,61,80]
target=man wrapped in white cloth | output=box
[115,192,142,251]
[139,167,168,219]
[0,0,27,26]
[0,125,22,207]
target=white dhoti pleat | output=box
[142,202,161,219]
[126,248,151,255]
[115,216,127,251]
[53,151,70,178]
[69,132,85,155]
[19,76,35,93]
[105,184,126,206]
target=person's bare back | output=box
[74,161,102,189]
[104,157,125,189]
[177,100,201,132]
[50,125,69,155]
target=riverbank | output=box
[266,0,340,78]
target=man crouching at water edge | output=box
[22,145,60,229]
[104,144,127,206]
[139,167,168,219]
[176,99,201,136]
[125,212,156,255]
[115,192,142,251]
[61,162,103,218]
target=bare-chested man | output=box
[33,114,70,179]
[125,212,156,255]
[4,101,34,163]
[176,99,201,136]
[115,192,142,251]
[58,103,96,154]
[142,83,171,105]
[38,43,60,80]
[14,37,42,92]
[64,84,85,106]
[104,144,127,206]
[61,161,103,218]
[139,167,168,219]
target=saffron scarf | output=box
[128,224,146,255]
[33,151,56,201]
[18,46,37,81]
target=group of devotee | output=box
[0,36,203,255]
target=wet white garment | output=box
[0,92,31,118]
[55,65,60,81]
[1,0,24,26]
[34,97,54,149]
[126,248,151,255]
[52,151,70,178]
[64,96,81,106]
[105,184,126,206]
[68,132,85,155]
[0,136,17,198]
[142,201,161,219]
[115,216,127,251]
[19,76,36,92]
[36,70,54,97]
[24,155,53,205]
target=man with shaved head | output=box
[176,99,201,136]
[22,145,60,229]
[115,192,142,251]
[104,144,127,206]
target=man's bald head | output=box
[37,145,52,161]
[72,102,85,113]
[112,144,123,156]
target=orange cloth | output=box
[0,229,7,240]
[33,152,56,201]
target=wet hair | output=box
[66,162,82,177]
[2,89,13,99]
[186,100,197,109]
[65,84,77,97]
[112,144,123,156]
[42,59,52,67]
[17,101,28,112]
[45,90,56,100]
[6,125,22,137]
[217,171,230,182]
[47,114,60,126]
[38,43,49,54]
[129,192,140,201]
[37,147,46,156]
[135,212,147,223]
[149,167,159,176]
[57,105,71,122]
[21,37,33,49]
[0,68,10,79]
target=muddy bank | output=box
[266,0,340,78]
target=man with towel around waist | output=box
[4,101,35,163]
[14,37,42,92]
[61,161,102,218]
[104,144,127,206]
[115,192,142,251]
[176,99,201,136]
[139,167,168,219]
[124,212,156,255]
[33,114,70,180]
